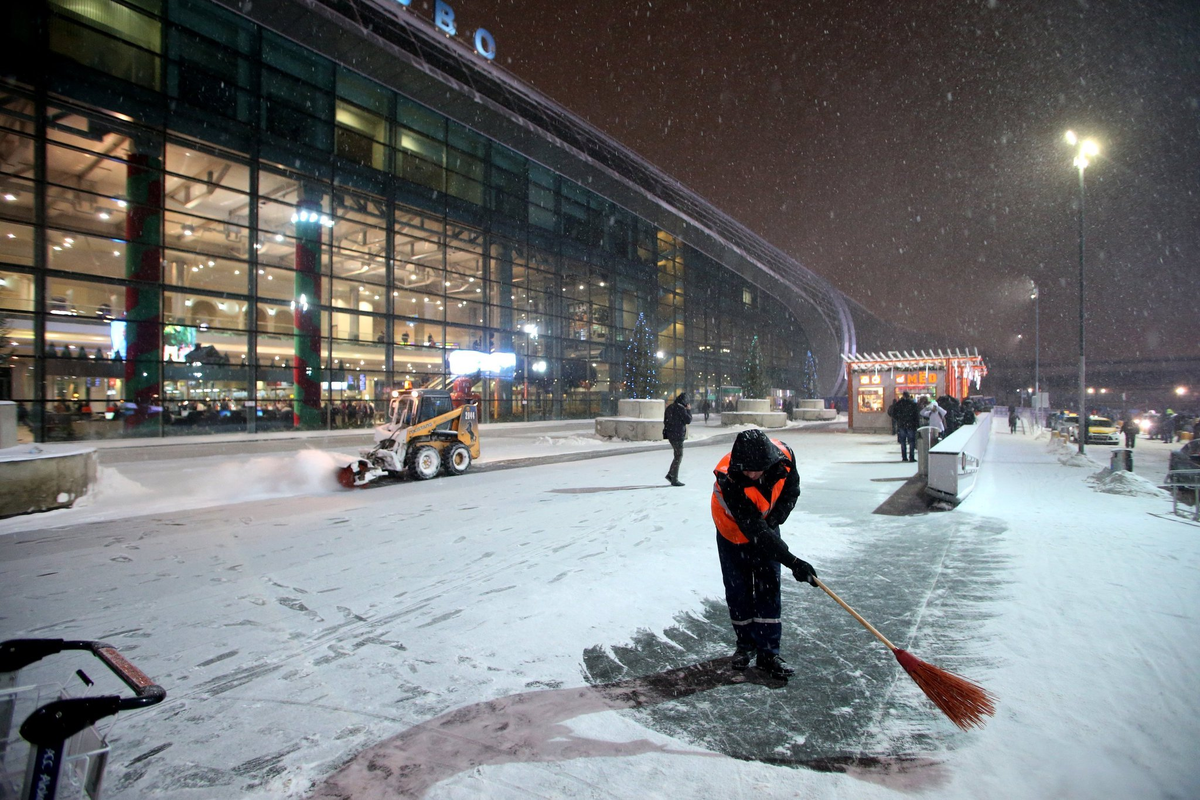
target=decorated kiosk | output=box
[843,349,988,434]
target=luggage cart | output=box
[1,639,166,800]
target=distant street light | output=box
[1177,386,1189,396]
[1065,130,1100,455]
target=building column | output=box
[292,196,324,428]
[123,139,163,433]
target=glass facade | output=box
[0,0,813,441]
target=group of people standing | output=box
[886,392,976,461]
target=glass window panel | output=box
[45,142,133,210]
[254,305,294,340]
[47,230,130,279]
[167,29,252,121]
[396,96,443,140]
[46,275,124,319]
[262,32,333,90]
[164,143,251,193]
[162,292,248,332]
[329,309,387,346]
[0,93,36,136]
[330,279,386,321]
[162,250,248,294]
[446,174,482,205]
[255,265,297,303]
[394,204,443,237]
[0,134,35,195]
[0,222,35,266]
[169,0,251,51]
[330,215,386,259]
[0,268,36,312]
[45,185,127,239]
[336,100,388,170]
[337,69,389,116]
[331,250,386,284]
[45,314,118,363]
[165,210,250,260]
[49,0,162,88]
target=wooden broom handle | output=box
[812,577,898,652]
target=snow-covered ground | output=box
[1,416,1197,799]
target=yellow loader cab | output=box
[338,389,480,487]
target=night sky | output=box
[468,0,1198,381]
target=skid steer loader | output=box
[337,389,479,488]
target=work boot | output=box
[730,648,753,671]
[756,653,795,679]
[669,478,685,486]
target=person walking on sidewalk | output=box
[1008,407,1019,434]
[1120,415,1139,448]
[711,429,818,680]
[663,393,692,486]
[892,391,920,462]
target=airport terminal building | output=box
[0,0,855,440]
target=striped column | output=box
[292,198,324,428]
[123,150,163,432]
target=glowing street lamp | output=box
[1065,130,1100,455]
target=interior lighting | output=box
[182,224,194,236]
[98,211,110,220]
[6,233,15,239]
[2,193,16,201]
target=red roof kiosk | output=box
[843,349,988,434]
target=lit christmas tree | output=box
[623,312,659,399]
[743,334,768,399]
[802,350,819,399]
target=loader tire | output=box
[409,445,441,480]
[444,443,471,475]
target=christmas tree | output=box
[623,312,659,399]
[802,350,819,399]
[743,335,769,399]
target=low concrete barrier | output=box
[926,412,993,505]
[0,444,98,518]
[594,398,668,442]
[722,398,787,428]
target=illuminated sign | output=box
[367,0,496,61]
[448,349,516,375]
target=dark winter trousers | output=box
[666,438,684,481]
[716,532,782,655]
[897,427,916,460]
[1124,432,1136,448]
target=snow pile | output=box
[534,434,603,447]
[1046,435,1104,469]
[1088,468,1170,498]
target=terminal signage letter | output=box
[474,27,496,60]
[434,0,456,35]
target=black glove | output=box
[791,559,817,586]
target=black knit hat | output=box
[729,429,780,472]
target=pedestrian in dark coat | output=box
[893,391,920,461]
[711,430,817,680]
[663,393,692,486]
[1120,416,1139,448]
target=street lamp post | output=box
[1030,281,1040,427]
[1065,131,1099,455]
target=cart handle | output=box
[3,639,166,748]
[2,639,163,701]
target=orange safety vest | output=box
[711,439,792,544]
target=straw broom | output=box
[813,577,996,730]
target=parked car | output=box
[1064,415,1120,446]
